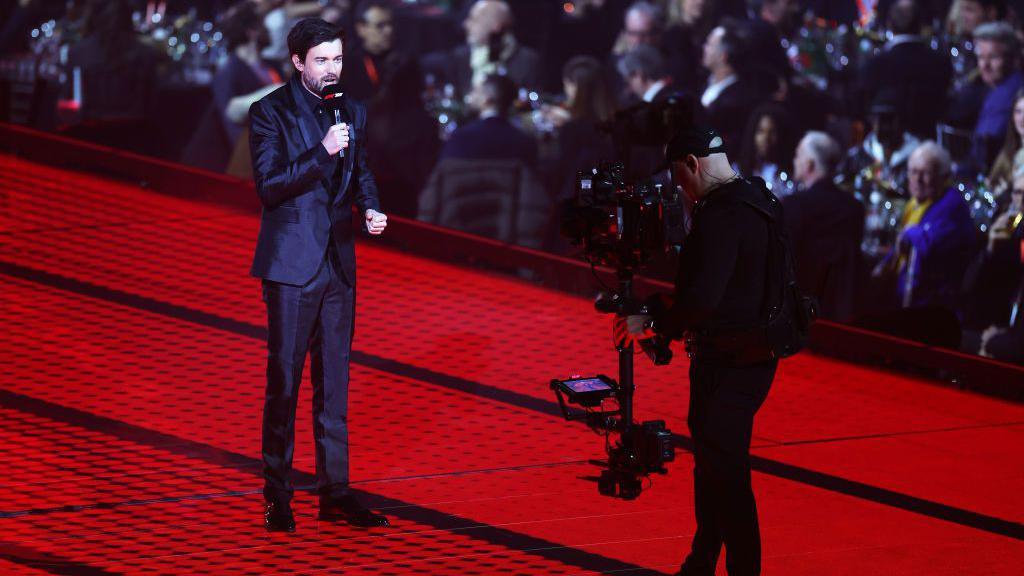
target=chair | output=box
[417,157,552,250]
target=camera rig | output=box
[554,157,686,499]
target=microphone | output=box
[321,83,347,158]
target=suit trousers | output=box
[680,358,776,576]
[261,243,355,504]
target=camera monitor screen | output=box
[563,377,614,394]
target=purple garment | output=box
[974,71,1024,138]
[896,188,978,310]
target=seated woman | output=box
[737,102,797,196]
[986,89,1024,204]
[547,55,617,202]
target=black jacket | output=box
[656,178,773,339]
[782,179,864,322]
[248,76,380,286]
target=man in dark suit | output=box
[439,74,537,166]
[248,17,390,533]
[700,21,769,153]
[420,0,541,99]
[859,1,953,139]
[343,0,418,103]
[784,131,865,322]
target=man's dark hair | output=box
[479,74,516,115]
[887,1,921,36]
[287,17,345,62]
[718,18,752,72]
[356,0,394,22]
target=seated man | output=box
[420,0,541,99]
[418,75,548,249]
[839,92,920,195]
[784,131,865,322]
[877,141,978,311]
[858,0,952,140]
[438,74,537,167]
[945,21,1024,169]
[344,0,419,103]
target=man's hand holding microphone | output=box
[321,122,350,156]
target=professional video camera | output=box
[561,162,687,272]
[550,97,698,498]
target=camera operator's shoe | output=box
[319,495,390,528]
[264,501,296,533]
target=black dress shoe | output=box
[319,495,390,527]
[264,502,296,532]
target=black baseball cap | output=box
[660,127,727,171]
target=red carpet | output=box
[1,153,1022,574]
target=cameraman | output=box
[628,127,779,576]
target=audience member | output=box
[986,89,1024,200]
[421,0,542,99]
[700,20,769,151]
[438,74,537,166]
[840,93,921,194]
[419,74,549,249]
[946,21,1024,169]
[609,1,668,103]
[876,141,978,310]
[964,163,1024,326]
[344,0,418,103]
[551,56,617,201]
[63,0,162,153]
[617,45,677,104]
[737,102,797,195]
[946,0,1004,38]
[180,3,281,174]
[366,51,440,219]
[859,0,953,139]
[784,131,866,321]
[663,0,716,91]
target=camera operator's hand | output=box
[626,314,654,337]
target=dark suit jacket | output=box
[704,78,767,153]
[860,38,953,138]
[440,116,538,167]
[343,45,418,103]
[421,43,542,98]
[248,76,381,286]
[782,179,865,322]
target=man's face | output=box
[976,39,1010,87]
[907,152,943,202]
[292,39,343,95]
[623,10,657,50]
[793,140,812,184]
[356,6,394,54]
[702,27,725,71]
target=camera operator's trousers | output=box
[261,245,355,505]
[681,358,776,576]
